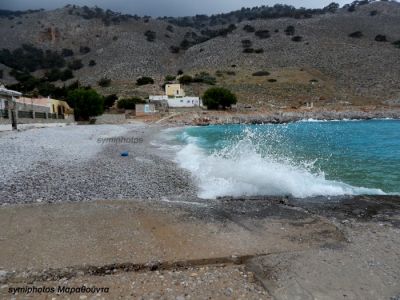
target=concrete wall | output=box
[167,97,201,108]
[95,114,126,124]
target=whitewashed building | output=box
[149,84,202,108]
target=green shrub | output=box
[104,94,118,108]
[60,69,73,81]
[0,69,3,79]
[203,87,237,109]
[255,48,264,53]
[170,46,180,53]
[89,60,96,66]
[349,31,363,38]
[268,79,277,82]
[255,30,271,39]
[243,25,255,32]
[67,88,104,120]
[61,48,74,57]
[117,97,146,109]
[178,75,193,85]
[98,77,111,87]
[243,48,255,53]
[252,71,270,76]
[79,46,91,54]
[292,36,303,42]
[284,25,295,36]
[144,30,156,42]
[165,75,176,81]
[241,39,252,48]
[68,59,83,70]
[375,35,387,42]
[193,72,216,85]
[136,76,154,85]
[393,40,400,48]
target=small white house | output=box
[149,84,202,108]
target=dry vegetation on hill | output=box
[0,1,399,109]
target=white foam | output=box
[174,128,386,199]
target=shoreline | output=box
[162,108,400,126]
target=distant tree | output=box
[323,2,340,13]
[98,77,111,87]
[177,69,184,75]
[104,94,118,109]
[203,87,237,109]
[254,48,264,53]
[252,71,270,76]
[67,88,104,120]
[170,45,180,53]
[89,59,96,67]
[375,35,387,42]
[144,30,156,42]
[45,69,62,82]
[60,68,73,81]
[393,40,400,48]
[241,39,252,48]
[117,97,146,109]
[255,30,271,39]
[243,24,255,32]
[166,24,174,32]
[79,46,91,54]
[178,75,193,85]
[136,76,154,85]
[68,59,83,70]
[284,25,295,36]
[243,48,255,53]
[61,48,74,57]
[0,69,3,79]
[349,31,363,38]
[292,36,303,42]
[370,10,378,16]
[165,75,176,81]
[193,72,216,85]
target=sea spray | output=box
[172,123,388,199]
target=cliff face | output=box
[0,2,399,107]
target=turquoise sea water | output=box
[169,120,400,199]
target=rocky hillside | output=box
[0,1,399,108]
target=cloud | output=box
[0,0,351,17]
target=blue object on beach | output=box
[121,151,129,157]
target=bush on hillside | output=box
[255,48,264,53]
[202,87,237,109]
[255,30,271,39]
[193,72,216,85]
[375,35,387,42]
[393,40,400,48]
[79,46,91,54]
[170,45,180,53]
[284,25,295,36]
[98,77,111,87]
[252,71,270,76]
[178,75,193,85]
[89,60,96,66]
[165,75,176,81]
[349,31,363,38]
[68,59,83,70]
[243,25,255,32]
[241,39,253,48]
[292,36,303,42]
[144,30,156,42]
[136,76,154,85]
[243,48,255,53]
[61,48,74,57]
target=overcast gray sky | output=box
[0,0,351,17]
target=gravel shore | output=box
[0,124,197,204]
